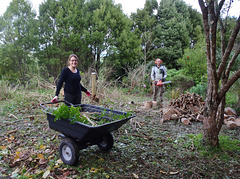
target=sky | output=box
[0,0,239,17]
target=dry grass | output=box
[0,80,18,101]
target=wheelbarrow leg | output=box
[59,138,79,166]
[97,133,114,151]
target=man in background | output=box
[151,58,167,105]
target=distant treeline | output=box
[0,0,211,83]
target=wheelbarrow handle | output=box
[40,100,74,111]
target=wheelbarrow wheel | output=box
[97,133,114,151]
[59,138,79,166]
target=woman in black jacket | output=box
[52,54,91,105]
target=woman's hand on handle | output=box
[51,96,58,102]
[85,91,91,96]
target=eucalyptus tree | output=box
[82,0,141,75]
[187,7,203,45]
[198,0,240,147]
[134,8,157,63]
[131,0,158,79]
[154,0,190,68]
[0,0,38,83]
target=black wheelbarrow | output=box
[40,101,135,166]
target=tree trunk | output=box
[202,108,219,147]
[198,0,240,147]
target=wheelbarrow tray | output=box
[45,104,134,144]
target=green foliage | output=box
[189,81,207,99]
[0,0,204,83]
[52,104,88,124]
[154,0,191,68]
[130,1,158,63]
[169,88,181,99]
[187,8,203,45]
[226,92,240,115]
[35,0,141,78]
[37,0,81,77]
[226,92,239,106]
[172,73,194,90]
[68,106,88,124]
[178,41,207,84]
[52,104,71,120]
[0,0,38,83]
[51,104,133,126]
[181,134,240,160]
[166,68,194,93]
[224,72,240,113]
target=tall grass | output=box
[0,80,18,101]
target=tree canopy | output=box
[0,0,203,82]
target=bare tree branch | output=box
[209,1,218,85]
[218,68,240,100]
[217,0,225,18]
[219,19,227,55]
[217,16,240,79]
[225,46,240,77]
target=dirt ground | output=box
[0,95,240,178]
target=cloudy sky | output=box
[0,0,239,17]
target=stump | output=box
[143,101,152,109]
[152,101,158,108]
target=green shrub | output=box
[170,73,194,93]
[165,69,194,99]
[177,41,207,84]
[189,82,207,99]
[226,92,239,106]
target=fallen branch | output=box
[5,128,18,135]
[24,115,45,118]
[8,113,18,120]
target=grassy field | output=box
[0,87,240,178]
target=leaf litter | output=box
[0,93,240,178]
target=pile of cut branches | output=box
[162,93,240,128]
[162,93,205,124]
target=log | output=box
[224,114,229,119]
[234,118,240,127]
[160,118,164,124]
[181,118,190,125]
[196,114,204,122]
[170,114,178,120]
[163,108,177,121]
[224,107,237,116]
[225,117,235,121]
[224,120,238,129]
[189,106,200,114]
